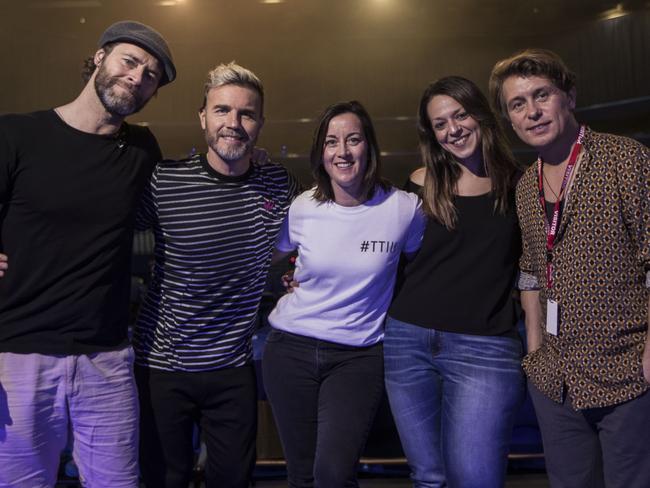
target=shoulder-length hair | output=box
[417,76,521,229]
[310,100,390,203]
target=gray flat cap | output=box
[99,20,176,86]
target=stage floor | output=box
[254,472,550,487]
[55,471,550,487]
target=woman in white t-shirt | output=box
[262,100,425,488]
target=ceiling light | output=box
[600,3,629,20]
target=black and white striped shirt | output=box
[133,154,299,372]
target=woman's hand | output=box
[281,269,299,293]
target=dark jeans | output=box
[135,364,257,488]
[528,382,650,488]
[262,329,384,488]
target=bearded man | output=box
[132,62,300,488]
[0,20,175,488]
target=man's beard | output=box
[206,129,254,163]
[94,65,149,117]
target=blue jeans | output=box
[384,317,525,488]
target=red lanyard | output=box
[537,125,585,290]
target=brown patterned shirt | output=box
[516,128,649,409]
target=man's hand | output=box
[521,290,543,353]
[0,253,7,277]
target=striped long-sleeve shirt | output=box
[133,154,299,372]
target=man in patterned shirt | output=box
[133,62,300,488]
[490,49,649,488]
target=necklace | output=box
[542,171,560,202]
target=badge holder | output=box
[546,299,559,336]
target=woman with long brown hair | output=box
[384,76,525,488]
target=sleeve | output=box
[403,196,426,254]
[134,167,159,231]
[284,169,303,203]
[516,176,540,290]
[517,271,540,291]
[274,201,298,253]
[616,140,650,286]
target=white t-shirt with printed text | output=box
[268,186,425,346]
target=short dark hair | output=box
[81,42,117,84]
[489,48,576,118]
[310,100,390,203]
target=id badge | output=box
[546,299,559,336]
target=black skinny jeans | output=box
[262,329,384,488]
[136,364,257,488]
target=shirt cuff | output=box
[518,271,540,291]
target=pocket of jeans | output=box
[120,346,135,364]
[265,328,285,344]
[463,334,523,361]
[500,336,524,358]
[383,316,415,343]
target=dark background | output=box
[2,0,649,184]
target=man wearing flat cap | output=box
[0,20,176,487]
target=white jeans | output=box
[0,347,139,488]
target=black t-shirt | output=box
[0,110,160,354]
[390,181,521,337]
